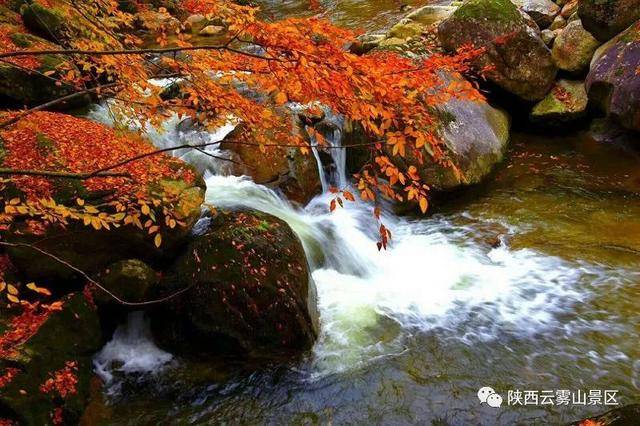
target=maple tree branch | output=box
[0,241,195,306]
[0,168,131,179]
[0,82,121,129]
[0,45,282,62]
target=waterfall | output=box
[309,111,348,192]
[93,102,603,381]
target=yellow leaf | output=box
[7,284,18,295]
[419,197,428,214]
[91,217,102,230]
[0,282,5,292]
[154,233,162,248]
[7,294,19,304]
[26,282,52,296]
[76,198,85,206]
[141,204,151,216]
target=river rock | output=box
[569,404,640,425]
[346,72,510,191]
[19,2,67,41]
[151,209,319,357]
[530,79,588,124]
[199,25,224,36]
[438,0,557,101]
[586,21,640,132]
[552,20,601,73]
[0,112,205,285]
[512,0,560,28]
[0,19,90,108]
[578,0,640,42]
[560,0,578,18]
[220,125,322,205]
[549,14,567,31]
[94,259,159,308]
[541,28,556,45]
[0,293,103,425]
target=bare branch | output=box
[0,45,282,62]
[0,168,131,179]
[0,241,194,306]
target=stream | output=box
[89,2,639,424]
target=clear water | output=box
[90,2,640,424]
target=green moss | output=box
[452,0,523,24]
[9,32,34,48]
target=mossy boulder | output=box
[530,79,588,124]
[346,72,510,191]
[0,23,89,108]
[578,0,640,42]
[94,259,159,307]
[220,126,321,205]
[512,0,560,28]
[19,2,67,41]
[0,293,102,425]
[150,209,319,358]
[586,22,640,132]
[551,20,601,73]
[438,0,557,101]
[0,112,205,286]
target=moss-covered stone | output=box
[552,20,601,73]
[586,22,640,132]
[346,72,510,192]
[20,3,67,41]
[530,79,588,124]
[94,259,159,307]
[512,0,560,28]
[150,209,318,358]
[220,124,321,205]
[0,293,102,425]
[578,0,640,42]
[438,0,557,101]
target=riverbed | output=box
[92,2,640,424]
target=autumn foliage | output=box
[0,0,483,256]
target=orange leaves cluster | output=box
[0,302,61,359]
[0,368,20,389]
[39,360,78,399]
[0,112,195,200]
[0,25,42,70]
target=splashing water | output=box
[93,105,639,423]
[94,312,173,394]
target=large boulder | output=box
[0,21,89,108]
[221,126,322,205]
[586,22,640,132]
[530,79,588,124]
[578,0,640,42]
[151,209,319,358]
[512,0,560,28]
[0,293,103,425]
[438,0,557,101]
[347,73,511,191]
[551,20,601,73]
[0,112,205,285]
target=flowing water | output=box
[90,3,640,424]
